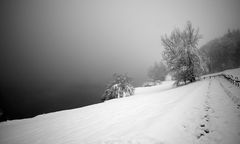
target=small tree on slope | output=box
[148,61,168,81]
[161,21,206,85]
[101,73,135,101]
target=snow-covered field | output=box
[0,72,240,144]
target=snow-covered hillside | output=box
[0,71,240,144]
[223,68,240,76]
[202,68,240,80]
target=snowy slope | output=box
[223,68,240,80]
[202,68,240,80]
[223,68,240,77]
[0,76,240,143]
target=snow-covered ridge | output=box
[202,68,240,87]
[0,69,240,144]
[202,68,240,79]
[222,68,240,81]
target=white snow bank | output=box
[0,76,240,144]
[202,68,240,80]
[222,68,240,80]
[135,81,175,95]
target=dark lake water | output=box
[0,82,106,121]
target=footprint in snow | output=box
[204,129,210,134]
[196,133,205,139]
[237,104,240,109]
[203,114,210,122]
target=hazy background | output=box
[1,0,240,120]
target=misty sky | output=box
[1,0,240,86]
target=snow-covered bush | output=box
[101,74,135,101]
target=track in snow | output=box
[0,78,240,144]
[193,78,240,144]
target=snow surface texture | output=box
[202,68,240,81]
[0,74,240,143]
[223,68,240,80]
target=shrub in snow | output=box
[101,73,135,101]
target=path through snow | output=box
[0,78,240,144]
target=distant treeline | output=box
[200,29,240,73]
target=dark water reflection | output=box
[0,82,105,121]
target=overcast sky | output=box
[1,0,240,86]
